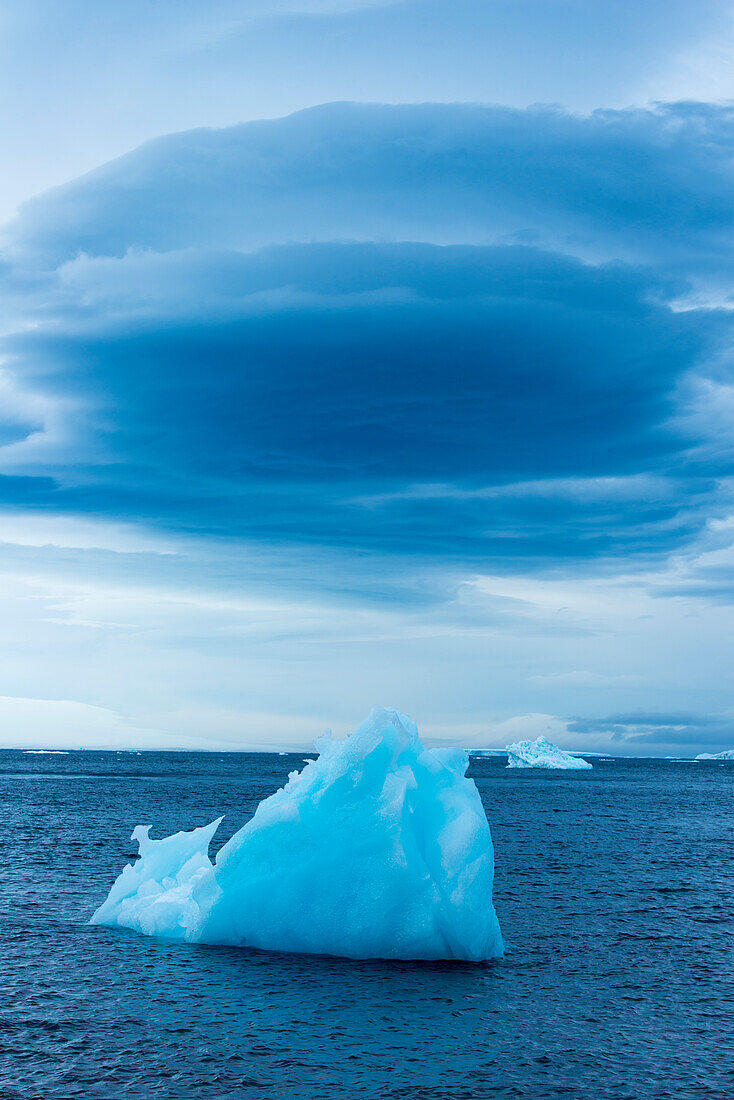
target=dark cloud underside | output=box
[1,102,733,567]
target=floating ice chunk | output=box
[695,748,734,760]
[505,736,592,770]
[91,707,503,962]
[91,818,223,940]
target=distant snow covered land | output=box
[695,749,734,761]
[92,707,504,962]
[505,736,592,770]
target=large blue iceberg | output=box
[505,736,592,770]
[91,707,503,962]
[695,748,734,761]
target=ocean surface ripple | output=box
[1,751,732,1099]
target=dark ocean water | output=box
[0,751,731,1100]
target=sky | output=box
[1,2,734,753]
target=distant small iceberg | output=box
[505,736,592,770]
[91,707,503,962]
[22,750,69,755]
[695,748,734,761]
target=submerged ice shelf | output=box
[505,736,592,770]
[91,707,504,962]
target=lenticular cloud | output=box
[91,707,503,962]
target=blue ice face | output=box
[91,707,504,962]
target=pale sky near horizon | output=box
[1,1,734,754]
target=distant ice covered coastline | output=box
[695,748,734,761]
[91,707,503,962]
[505,736,592,770]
